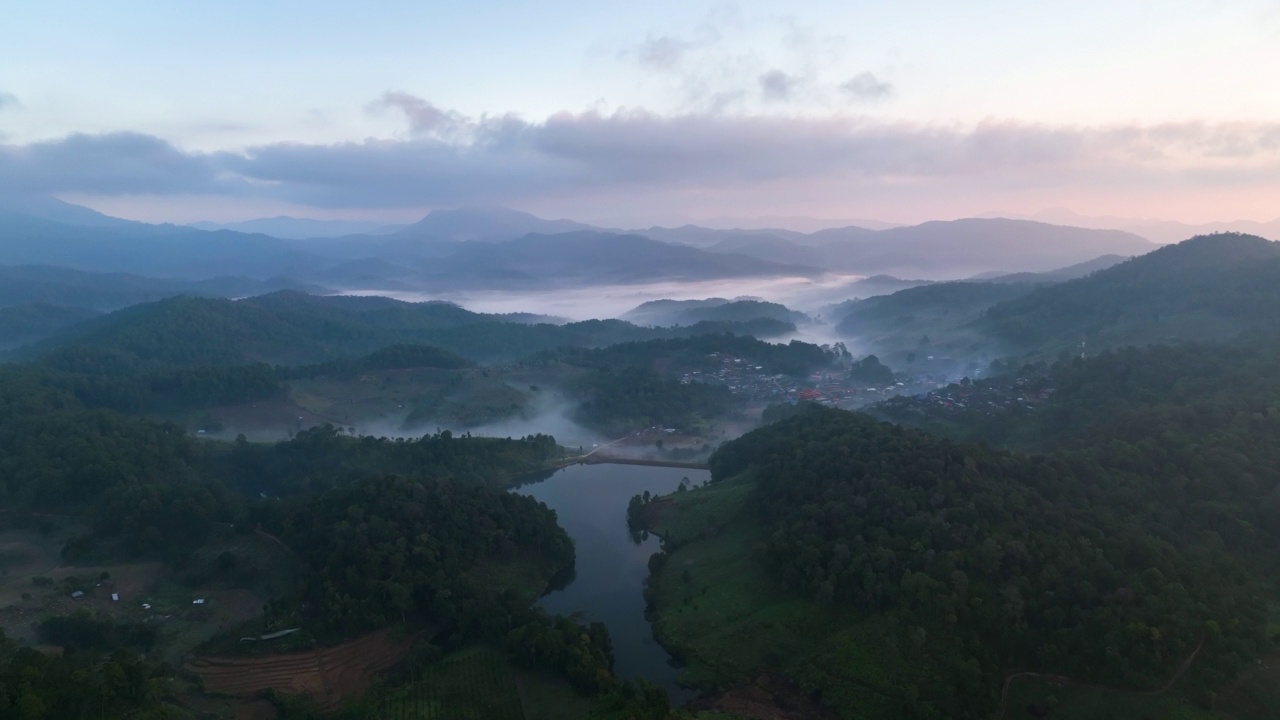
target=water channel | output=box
[514,462,710,704]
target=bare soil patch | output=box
[0,560,163,643]
[186,628,416,711]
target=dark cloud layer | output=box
[758,70,803,102]
[841,72,893,100]
[5,97,1280,211]
[0,132,228,195]
[626,35,694,71]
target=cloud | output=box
[6,95,1280,218]
[841,72,893,100]
[625,35,694,71]
[369,92,468,139]
[0,132,229,195]
[0,92,19,110]
[758,70,802,102]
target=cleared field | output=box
[0,525,83,608]
[187,628,415,711]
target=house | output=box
[70,591,85,599]
[192,598,206,605]
[111,593,119,602]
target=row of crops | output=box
[370,647,524,720]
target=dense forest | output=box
[256,474,574,638]
[641,331,1280,718]
[548,333,835,377]
[0,630,172,720]
[15,290,796,367]
[0,349,643,717]
[8,234,1280,719]
[574,366,735,436]
[982,234,1280,352]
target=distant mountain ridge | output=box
[0,264,328,310]
[0,195,1159,291]
[984,208,1280,245]
[831,234,1280,372]
[192,216,401,239]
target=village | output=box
[679,352,952,410]
[875,371,1057,421]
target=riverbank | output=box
[513,463,709,704]
[582,455,709,470]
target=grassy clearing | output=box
[649,473,864,690]
[0,525,83,608]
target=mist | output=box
[352,274,866,322]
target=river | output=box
[515,462,710,704]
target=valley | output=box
[1,201,1279,720]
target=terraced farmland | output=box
[186,629,415,710]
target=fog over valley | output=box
[5,3,1280,719]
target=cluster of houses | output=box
[883,375,1056,417]
[678,353,950,409]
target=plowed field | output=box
[186,629,415,710]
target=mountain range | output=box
[832,233,1280,370]
[0,195,1159,291]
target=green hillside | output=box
[643,370,1280,718]
[983,233,1280,353]
[23,291,795,367]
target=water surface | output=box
[515,463,710,703]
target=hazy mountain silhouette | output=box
[0,264,328,311]
[192,216,402,239]
[803,218,1153,277]
[0,196,1164,290]
[395,206,598,241]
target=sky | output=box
[2,0,1279,226]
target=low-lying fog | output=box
[327,395,606,449]
[348,274,866,322]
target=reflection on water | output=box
[514,463,710,704]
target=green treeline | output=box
[256,474,574,639]
[549,333,834,377]
[701,394,1279,717]
[0,630,172,720]
[218,425,561,496]
[574,367,733,436]
[21,291,798,367]
[847,354,896,385]
[983,233,1280,352]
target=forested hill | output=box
[623,298,809,327]
[547,333,835,377]
[692,404,1277,718]
[981,233,1280,352]
[20,290,795,366]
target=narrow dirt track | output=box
[996,635,1206,720]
